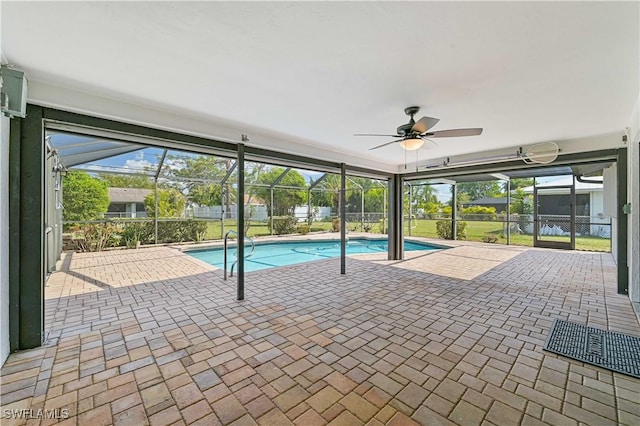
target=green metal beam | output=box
[269,167,291,189]
[237,143,245,300]
[340,163,346,275]
[617,148,629,294]
[18,105,45,349]
[154,149,168,180]
[244,146,340,172]
[43,108,239,154]
[346,165,393,180]
[41,107,398,186]
[404,150,619,181]
[452,183,458,241]
[308,173,328,190]
[220,161,237,186]
[388,175,404,260]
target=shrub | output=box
[144,188,186,218]
[120,222,153,248]
[482,234,499,243]
[119,219,207,246]
[269,216,298,235]
[436,220,467,240]
[378,218,387,234]
[188,220,208,242]
[297,224,310,235]
[62,170,110,221]
[72,222,119,252]
[460,206,497,221]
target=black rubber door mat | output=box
[543,319,640,379]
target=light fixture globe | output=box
[399,137,424,151]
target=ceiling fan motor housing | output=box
[398,106,421,135]
[397,122,415,136]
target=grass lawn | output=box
[199,218,610,252]
[405,219,611,252]
[205,220,336,240]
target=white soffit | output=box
[2,1,638,170]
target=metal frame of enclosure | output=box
[8,105,394,350]
[8,104,628,353]
[51,138,389,240]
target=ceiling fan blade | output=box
[412,116,440,134]
[369,139,404,150]
[354,133,402,137]
[426,128,483,138]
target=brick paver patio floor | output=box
[1,240,639,425]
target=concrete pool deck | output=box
[1,237,639,425]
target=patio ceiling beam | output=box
[244,147,340,173]
[403,150,619,181]
[430,178,456,185]
[269,167,291,189]
[346,165,393,180]
[43,108,391,183]
[43,109,239,155]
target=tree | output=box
[161,155,228,206]
[250,167,307,216]
[62,170,110,221]
[310,174,340,211]
[144,188,186,217]
[510,188,533,215]
[363,186,384,213]
[456,181,503,201]
[406,184,438,211]
[503,178,534,192]
[99,173,154,189]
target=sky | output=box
[50,132,577,203]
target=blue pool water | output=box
[187,238,441,272]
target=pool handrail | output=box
[223,230,255,280]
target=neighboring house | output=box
[521,176,609,237]
[106,187,152,218]
[463,196,508,213]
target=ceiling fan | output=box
[355,106,483,151]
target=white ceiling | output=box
[2,1,638,172]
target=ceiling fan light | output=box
[399,138,424,151]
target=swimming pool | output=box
[186,238,442,272]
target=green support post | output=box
[617,148,629,294]
[17,105,45,349]
[340,163,346,274]
[237,143,245,300]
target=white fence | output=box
[191,205,268,221]
[191,205,333,222]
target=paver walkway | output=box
[1,241,638,425]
